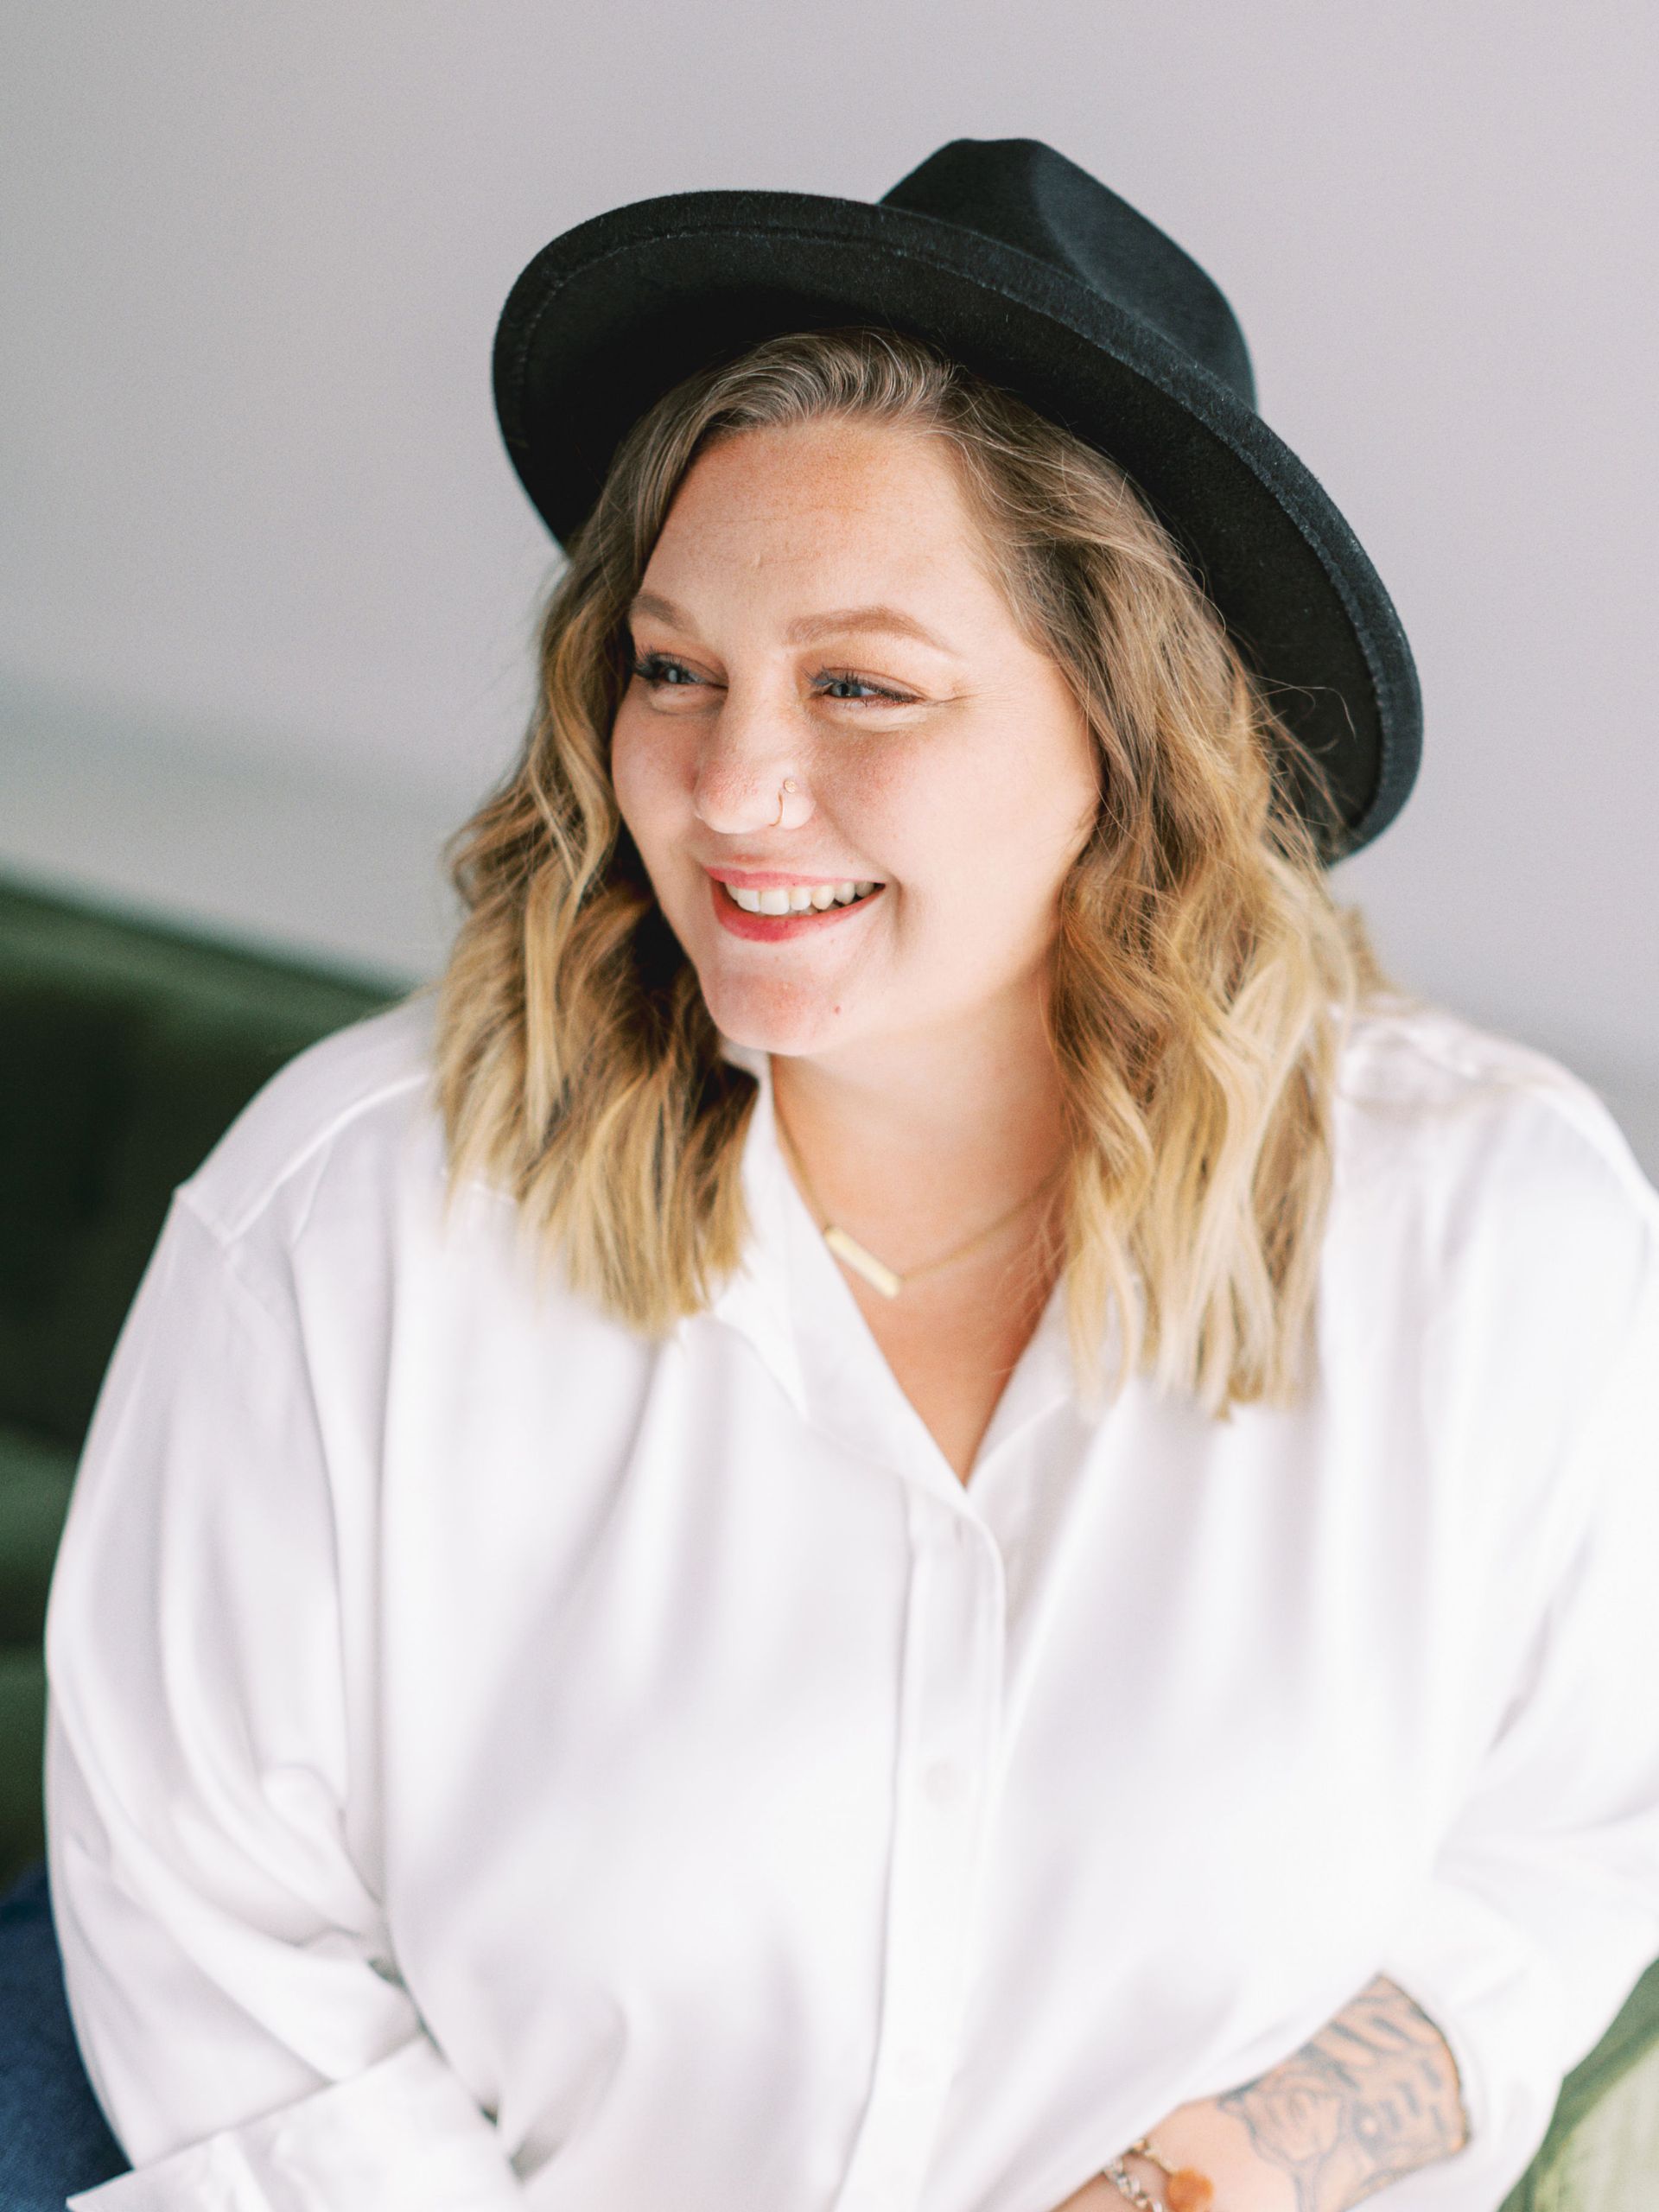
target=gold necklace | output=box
[771,1099,1064,1300]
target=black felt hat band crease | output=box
[493,137,1422,863]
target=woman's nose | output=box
[690,687,813,836]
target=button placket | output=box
[833,1498,1007,2212]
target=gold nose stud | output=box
[773,777,798,826]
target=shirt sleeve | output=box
[43,1192,524,2210]
[1376,1192,1659,2204]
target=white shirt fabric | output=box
[42,991,1659,2212]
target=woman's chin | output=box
[696,971,862,1060]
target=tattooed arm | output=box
[1205,1975,1471,2209]
[1056,1975,1471,2212]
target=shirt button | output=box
[923,1758,966,1807]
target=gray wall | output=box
[3,2,1656,1170]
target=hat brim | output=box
[494,188,1421,861]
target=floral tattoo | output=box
[1216,1975,1471,2211]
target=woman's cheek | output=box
[608,716,674,853]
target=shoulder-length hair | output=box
[434,326,1402,1420]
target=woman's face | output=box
[610,416,1101,1064]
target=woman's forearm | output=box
[1209,1973,1471,2208]
[1063,1974,1471,2212]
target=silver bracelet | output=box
[1102,2152,1162,2209]
[1102,2134,1216,2209]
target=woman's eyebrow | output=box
[627,590,696,632]
[785,605,957,654]
[627,591,957,657]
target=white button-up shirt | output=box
[43,993,1659,2212]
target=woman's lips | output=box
[708,875,886,942]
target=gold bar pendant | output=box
[823,1226,903,1299]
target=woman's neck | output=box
[766,993,1069,1273]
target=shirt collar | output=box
[698,1034,807,1409]
[702,1034,1080,1498]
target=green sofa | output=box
[0,874,395,1889]
[2,871,1656,2207]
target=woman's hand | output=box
[1052,1974,1470,2212]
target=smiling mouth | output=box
[721,878,882,915]
[709,875,887,937]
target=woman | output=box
[38,139,1659,2210]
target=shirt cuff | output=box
[1378,1868,1570,2170]
[66,2034,525,2210]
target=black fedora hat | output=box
[493,137,1421,862]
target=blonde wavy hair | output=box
[435,326,1405,1419]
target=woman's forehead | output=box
[640,420,1006,629]
[665,418,971,538]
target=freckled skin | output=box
[609,417,1099,1485]
[609,417,1101,1071]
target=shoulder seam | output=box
[183,1057,435,1247]
[1343,1001,1599,1111]
[1338,1003,1659,1225]
[164,1185,301,1338]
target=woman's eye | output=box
[632,654,702,690]
[629,655,913,706]
[816,671,913,705]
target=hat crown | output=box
[880,137,1255,409]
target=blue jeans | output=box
[0,1861,130,2209]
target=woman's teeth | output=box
[725,880,880,915]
